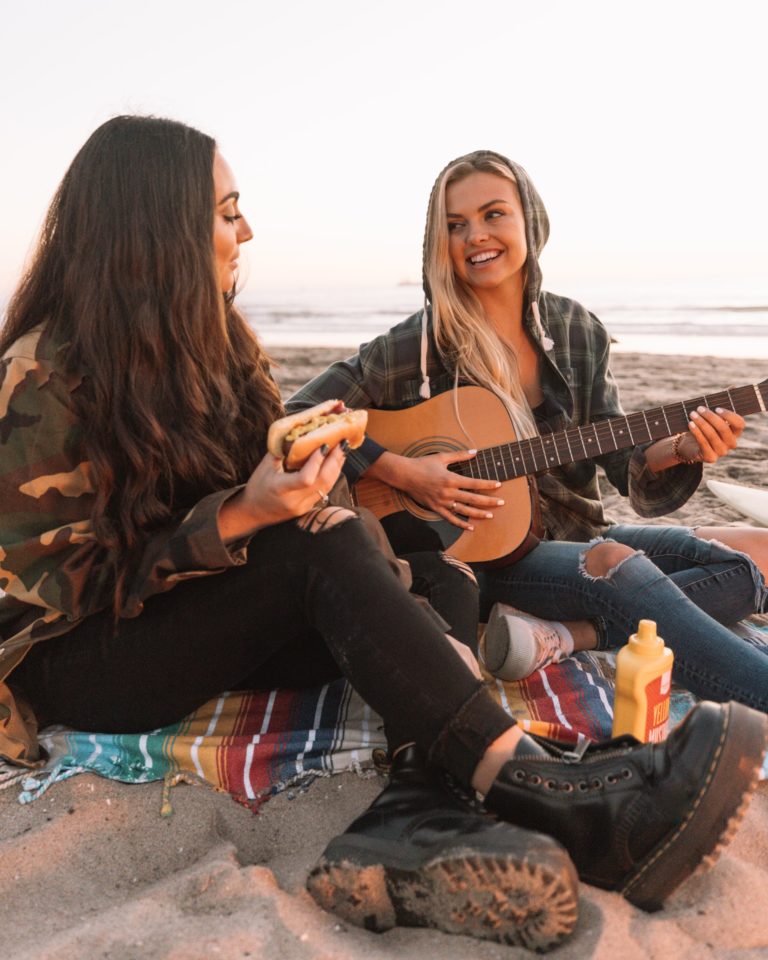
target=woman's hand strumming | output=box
[218,444,346,542]
[367,450,505,530]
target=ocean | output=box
[240,282,768,358]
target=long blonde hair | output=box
[423,152,540,438]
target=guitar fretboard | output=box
[449,381,768,482]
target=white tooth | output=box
[470,251,498,264]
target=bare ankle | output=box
[471,727,524,796]
[566,620,598,652]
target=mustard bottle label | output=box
[645,669,672,742]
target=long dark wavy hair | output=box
[1,115,284,612]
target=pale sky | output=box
[1,0,766,300]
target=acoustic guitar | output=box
[353,381,768,566]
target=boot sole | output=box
[621,701,767,910]
[307,836,579,951]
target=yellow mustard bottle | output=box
[612,620,674,743]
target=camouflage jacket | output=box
[0,326,250,765]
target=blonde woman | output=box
[288,150,768,708]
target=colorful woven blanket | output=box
[2,632,766,808]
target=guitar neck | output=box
[451,381,768,482]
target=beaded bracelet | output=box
[672,432,700,466]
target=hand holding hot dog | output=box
[218,401,367,541]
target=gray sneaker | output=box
[484,604,570,681]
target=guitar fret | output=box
[511,440,526,475]
[493,448,506,480]
[524,437,537,474]
[627,412,651,443]
[574,427,590,460]
[562,428,575,463]
[480,447,494,481]
[526,437,542,473]
[661,407,673,433]
[593,423,605,454]
[582,423,598,453]
[493,447,505,480]
[548,433,563,466]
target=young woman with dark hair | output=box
[1,123,765,950]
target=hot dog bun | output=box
[267,400,368,471]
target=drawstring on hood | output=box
[419,295,431,398]
[419,150,555,394]
[531,301,554,352]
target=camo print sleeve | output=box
[0,329,249,633]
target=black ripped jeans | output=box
[11,516,511,788]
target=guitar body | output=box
[354,387,539,564]
[353,377,768,566]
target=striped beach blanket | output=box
[2,635,765,807]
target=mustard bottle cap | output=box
[629,619,662,654]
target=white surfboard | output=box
[706,480,768,527]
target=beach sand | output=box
[2,350,767,959]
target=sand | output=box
[2,350,767,959]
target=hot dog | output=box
[267,400,368,471]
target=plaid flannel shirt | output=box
[287,294,702,542]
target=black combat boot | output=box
[485,700,767,910]
[307,744,578,951]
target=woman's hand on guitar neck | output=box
[367,449,505,530]
[646,406,746,475]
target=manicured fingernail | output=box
[467,525,474,531]
[497,499,505,505]
[485,512,493,519]
[468,449,477,455]
[689,420,698,429]
[320,444,330,456]
[715,407,724,413]
[690,410,699,419]
[697,405,707,413]
[494,482,502,488]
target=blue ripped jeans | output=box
[476,524,768,712]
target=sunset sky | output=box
[2,0,766,301]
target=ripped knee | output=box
[439,552,479,588]
[581,540,638,579]
[295,505,357,534]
